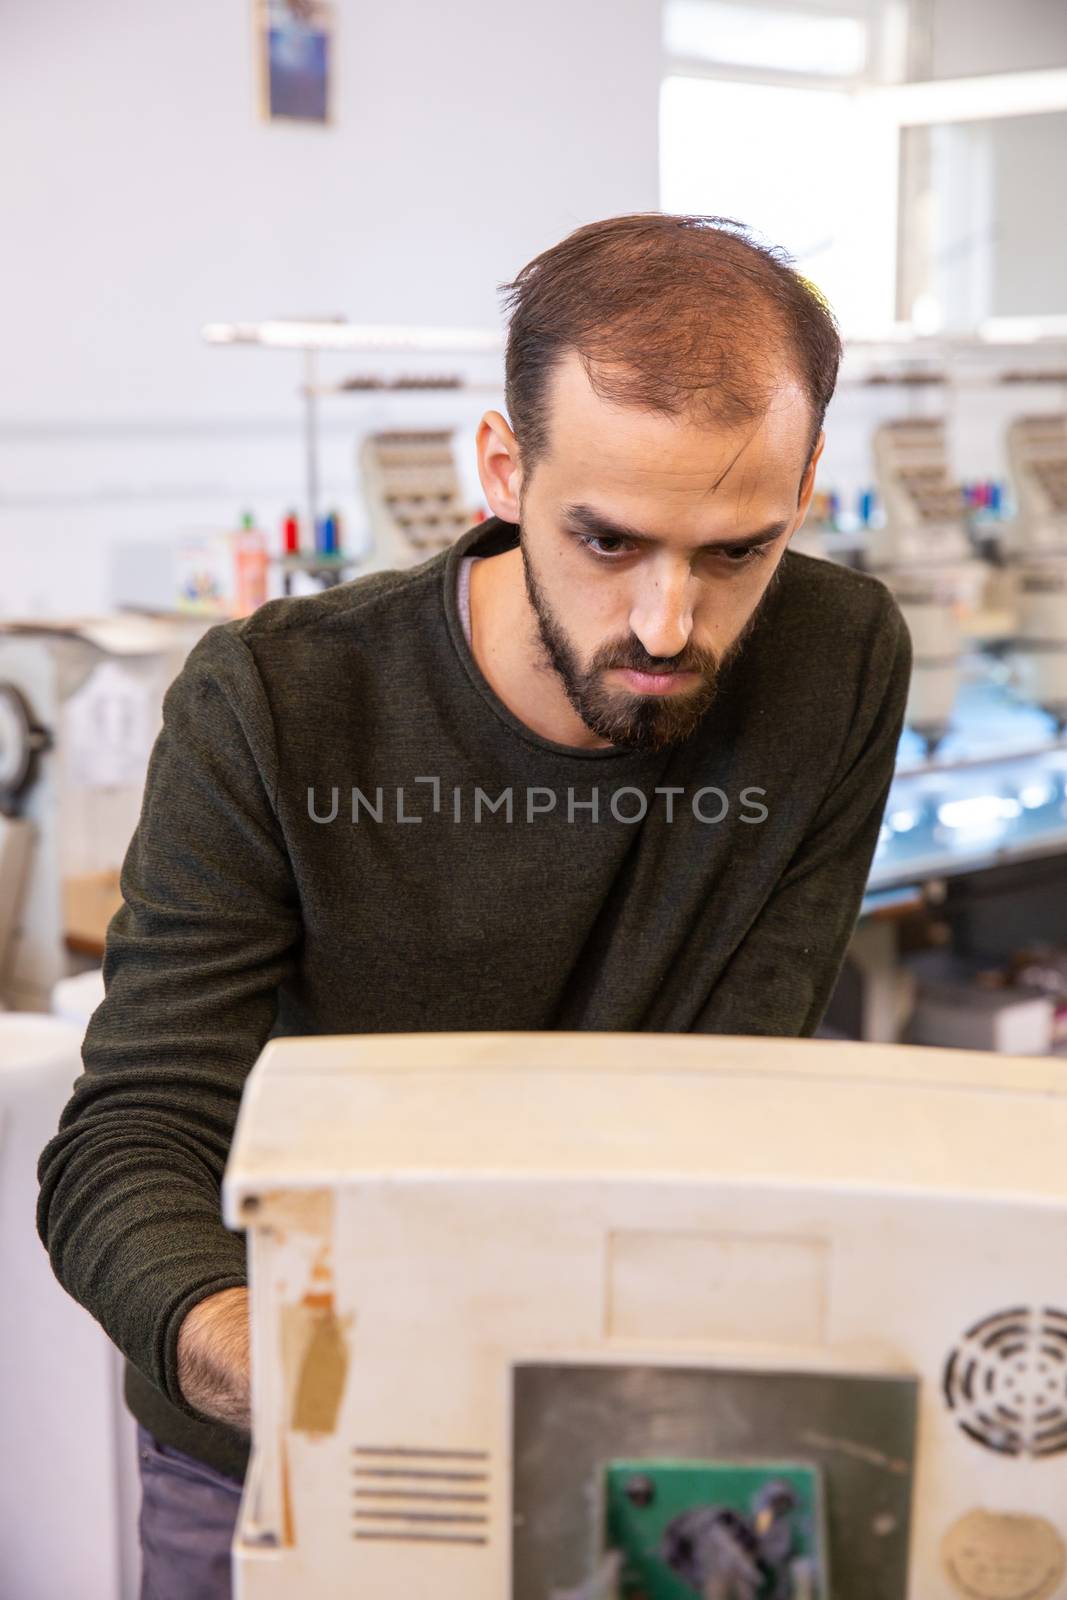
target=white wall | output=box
[929,0,1067,78]
[0,0,661,616]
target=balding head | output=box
[499,212,842,484]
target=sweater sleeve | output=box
[36,622,302,1424]
[695,598,912,1038]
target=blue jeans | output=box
[137,1423,243,1600]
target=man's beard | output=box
[520,537,773,753]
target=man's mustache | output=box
[589,638,719,676]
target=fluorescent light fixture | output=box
[1019,782,1056,810]
[202,321,503,354]
[937,795,1022,829]
[862,67,1067,128]
[978,315,1067,344]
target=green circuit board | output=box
[604,1459,827,1599]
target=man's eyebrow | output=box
[561,503,791,553]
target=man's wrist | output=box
[176,1285,252,1433]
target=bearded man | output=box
[38,213,910,1598]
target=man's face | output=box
[514,351,820,751]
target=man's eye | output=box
[717,543,771,567]
[578,534,633,559]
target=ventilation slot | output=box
[351,1446,490,1545]
[943,1307,1067,1457]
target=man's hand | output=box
[176,1286,251,1433]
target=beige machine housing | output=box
[224,1031,1067,1600]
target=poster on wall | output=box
[255,0,333,124]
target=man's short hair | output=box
[499,212,842,479]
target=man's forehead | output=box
[540,350,812,486]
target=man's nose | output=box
[629,567,695,660]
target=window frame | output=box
[663,0,879,90]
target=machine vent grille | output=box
[351,1445,491,1545]
[943,1307,1067,1457]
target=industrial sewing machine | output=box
[868,418,991,753]
[358,428,480,568]
[0,615,207,1010]
[1005,413,1067,730]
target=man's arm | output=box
[695,601,912,1038]
[36,623,301,1431]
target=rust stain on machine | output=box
[276,1204,353,1437]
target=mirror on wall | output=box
[898,109,1067,332]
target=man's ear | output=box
[476,410,524,523]
[796,431,826,520]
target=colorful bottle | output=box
[234,510,268,616]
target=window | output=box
[661,2,899,334]
[665,0,868,78]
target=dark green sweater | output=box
[36,516,910,1481]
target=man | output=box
[38,213,909,1598]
